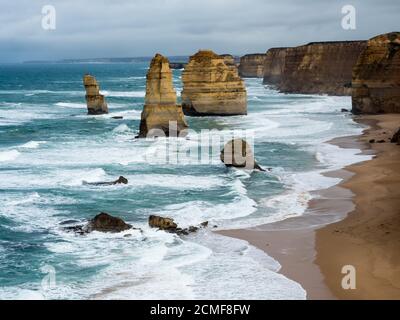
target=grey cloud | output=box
[0,0,398,62]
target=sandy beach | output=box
[220,114,400,300]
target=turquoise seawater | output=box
[0,63,370,299]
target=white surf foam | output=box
[19,141,46,149]
[0,150,20,162]
[101,90,145,98]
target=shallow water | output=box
[0,63,370,299]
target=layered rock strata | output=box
[263,41,367,95]
[263,47,289,85]
[352,32,400,114]
[83,74,109,114]
[181,50,247,116]
[239,53,266,78]
[139,54,188,137]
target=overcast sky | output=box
[0,0,398,62]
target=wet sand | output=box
[219,114,400,299]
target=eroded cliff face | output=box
[352,32,400,114]
[239,54,266,78]
[139,54,188,137]
[263,41,367,95]
[83,75,109,115]
[181,50,247,116]
[263,48,289,85]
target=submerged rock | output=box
[83,74,109,115]
[352,32,400,114]
[82,176,128,186]
[65,212,133,234]
[181,50,247,116]
[220,139,264,171]
[148,215,208,236]
[138,54,188,138]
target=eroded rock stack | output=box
[181,50,247,116]
[352,32,400,114]
[263,41,367,95]
[239,54,266,78]
[83,74,109,115]
[220,139,264,171]
[139,54,188,137]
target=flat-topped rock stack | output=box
[83,74,109,115]
[352,32,400,114]
[181,50,247,116]
[138,53,188,138]
[239,53,266,78]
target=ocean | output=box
[0,62,371,299]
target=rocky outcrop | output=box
[239,54,266,78]
[391,128,400,144]
[352,32,400,114]
[263,47,289,85]
[220,139,264,170]
[181,50,247,116]
[149,215,178,230]
[83,74,109,115]
[139,54,188,137]
[148,215,208,236]
[263,41,367,95]
[65,212,133,234]
[82,176,128,186]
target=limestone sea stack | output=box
[181,50,247,116]
[83,74,109,115]
[220,139,264,171]
[139,54,188,138]
[239,54,266,78]
[352,32,400,114]
[263,41,367,95]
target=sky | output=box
[0,0,398,62]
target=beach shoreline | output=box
[219,114,400,300]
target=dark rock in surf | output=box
[64,212,134,234]
[148,215,208,236]
[83,176,128,186]
[220,139,265,171]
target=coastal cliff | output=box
[263,41,367,95]
[352,32,400,114]
[239,54,266,78]
[139,54,188,137]
[263,48,288,85]
[181,50,247,116]
[83,75,109,115]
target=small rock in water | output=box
[341,108,349,112]
[148,215,208,236]
[148,215,178,230]
[83,176,128,186]
[112,116,123,119]
[64,212,134,234]
[220,139,265,171]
